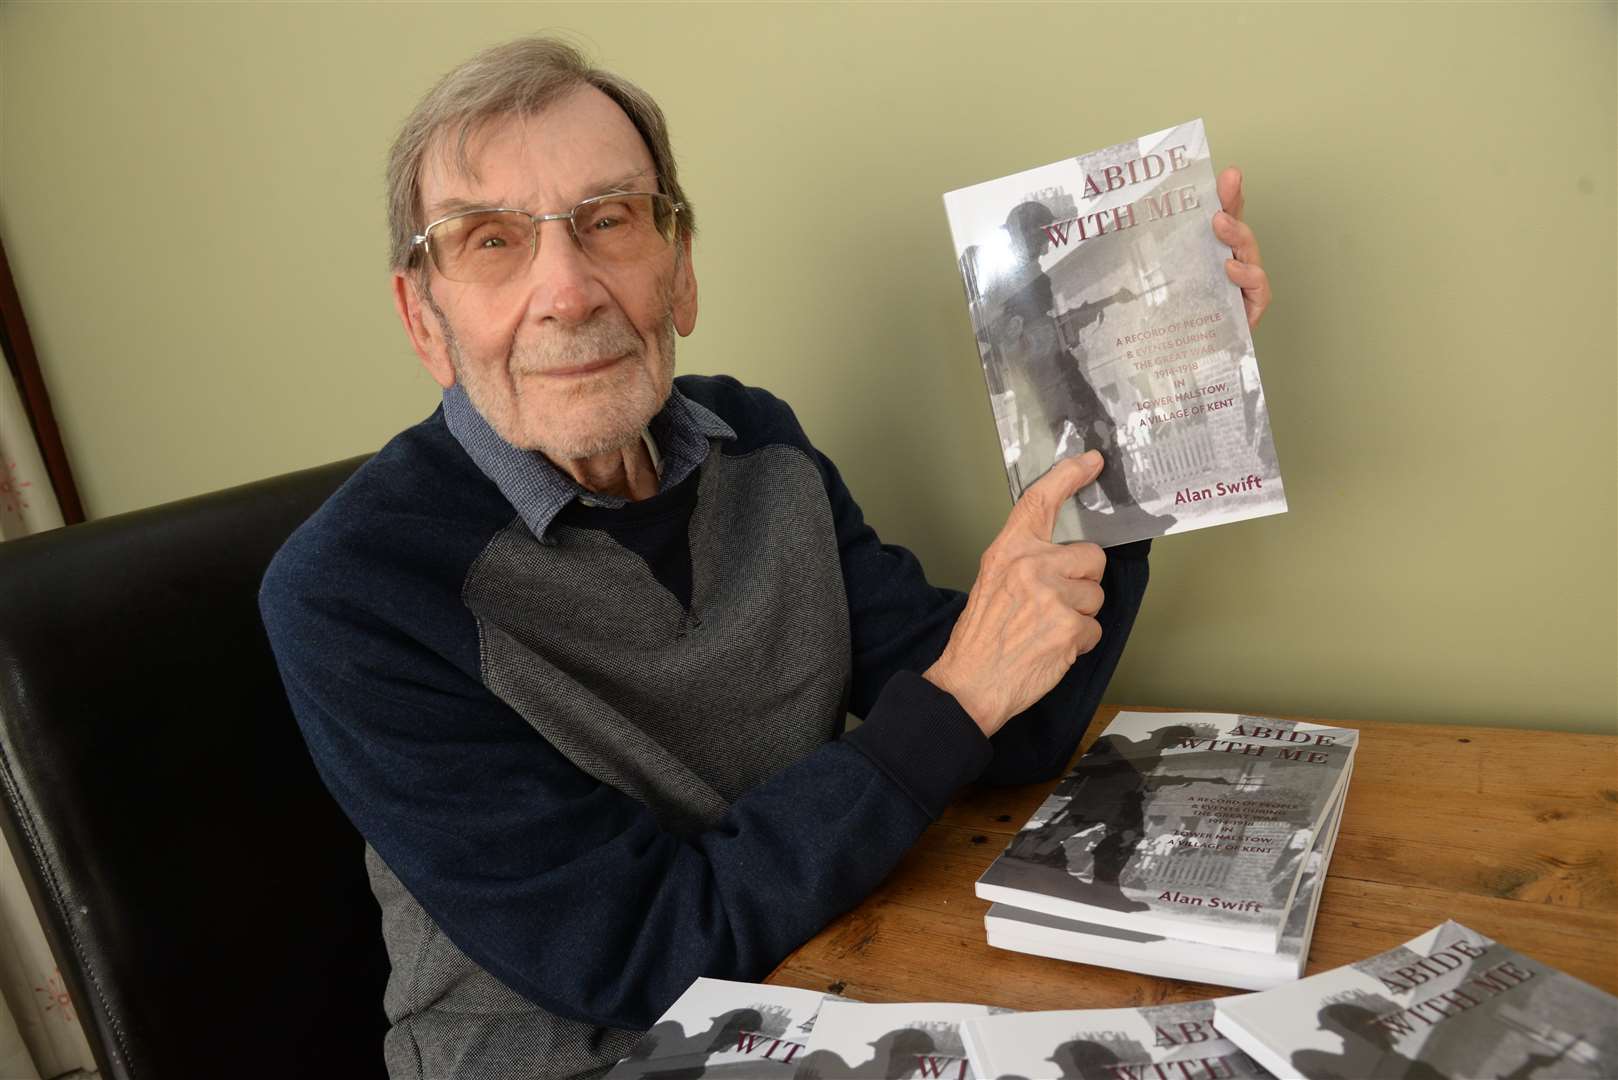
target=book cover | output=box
[975,711,1356,952]
[983,765,1349,990]
[1215,921,1618,1078]
[604,978,843,1077]
[942,118,1285,547]
[962,997,1271,1080]
[794,1000,1001,1079]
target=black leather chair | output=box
[0,457,390,1080]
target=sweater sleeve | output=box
[809,442,1151,786]
[260,558,989,1034]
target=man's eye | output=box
[477,235,508,248]
[590,213,624,231]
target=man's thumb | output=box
[1010,450,1104,540]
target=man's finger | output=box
[1227,260,1271,329]
[1007,451,1104,541]
[1049,572,1105,615]
[1213,211,1261,269]
[1217,166,1244,221]
[1052,539,1107,582]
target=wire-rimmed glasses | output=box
[412,192,683,285]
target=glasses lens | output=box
[427,211,533,283]
[573,194,677,263]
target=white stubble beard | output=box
[427,288,677,461]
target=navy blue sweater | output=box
[260,375,1147,1042]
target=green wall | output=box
[2,2,1613,732]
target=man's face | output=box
[393,86,697,462]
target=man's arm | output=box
[261,558,990,1033]
[812,442,1147,787]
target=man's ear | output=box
[392,272,456,388]
[672,234,698,337]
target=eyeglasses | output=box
[412,192,684,285]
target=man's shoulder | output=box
[673,374,815,455]
[260,407,508,631]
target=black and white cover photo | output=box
[962,997,1269,1080]
[794,1000,998,1079]
[976,711,1356,953]
[944,119,1286,547]
[983,766,1348,989]
[1215,921,1618,1079]
[604,978,836,1076]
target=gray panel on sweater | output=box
[371,444,852,1080]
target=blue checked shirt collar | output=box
[442,381,735,543]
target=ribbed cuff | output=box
[1106,537,1152,559]
[842,670,994,818]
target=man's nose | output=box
[521,218,608,325]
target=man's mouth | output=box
[529,353,628,378]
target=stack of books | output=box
[975,710,1357,990]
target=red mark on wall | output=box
[34,968,75,1024]
[0,458,32,516]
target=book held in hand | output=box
[1215,920,1618,1078]
[984,765,1348,990]
[943,119,1286,547]
[975,711,1356,954]
[962,997,1270,1080]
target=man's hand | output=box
[1213,167,1270,330]
[924,451,1108,737]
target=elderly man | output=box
[260,36,1271,1080]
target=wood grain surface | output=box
[766,705,1618,1009]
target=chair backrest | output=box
[0,456,389,1080]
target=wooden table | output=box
[767,705,1618,1009]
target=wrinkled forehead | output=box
[418,85,657,220]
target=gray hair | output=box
[385,36,695,274]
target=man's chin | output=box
[509,394,664,462]
[468,354,672,460]
[524,424,644,463]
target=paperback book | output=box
[975,711,1356,953]
[793,999,1002,1079]
[603,978,843,1077]
[943,118,1286,548]
[1215,921,1618,1078]
[962,997,1270,1080]
[984,762,1348,989]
